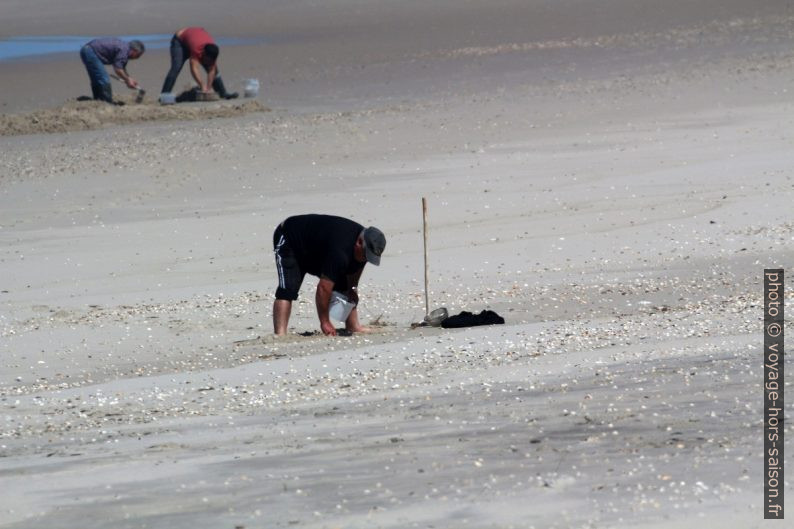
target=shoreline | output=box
[0,34,266,64]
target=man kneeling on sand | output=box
[272,214,386,336]
[160,27,238,99]
[80,38,144,103]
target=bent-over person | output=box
[272,214,386,336]
[160,27,238,99]
[80,38,144,103]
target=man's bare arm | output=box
[345,267,364,304]
[113,67,137,89]
[189,58,208,92]
[206,63,217,92]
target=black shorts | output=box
[273,225,304,300]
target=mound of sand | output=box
[0,96,269,136]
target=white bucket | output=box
[159,92,176,105]
[329,291,356,322]
[244,78,259,98]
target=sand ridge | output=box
[0,97,268,136]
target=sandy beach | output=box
[1,1,792,527]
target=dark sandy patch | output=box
[0,96,269,136]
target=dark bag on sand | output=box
[176,87,199,102]
[441,310,505,328]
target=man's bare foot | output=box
[346,325,374,334]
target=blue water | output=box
[0,34,255,62]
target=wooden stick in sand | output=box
[422,197,430,317]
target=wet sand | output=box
[1,1,792,528]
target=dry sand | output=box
[1,1,792,528]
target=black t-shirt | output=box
[282,214,365,288]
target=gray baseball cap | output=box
[362,227,386,266]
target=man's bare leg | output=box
[273,299,292,335]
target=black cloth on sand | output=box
[440,310,505,328]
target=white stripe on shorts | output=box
[274,234,287,288]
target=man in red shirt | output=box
[160,27,238,99]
